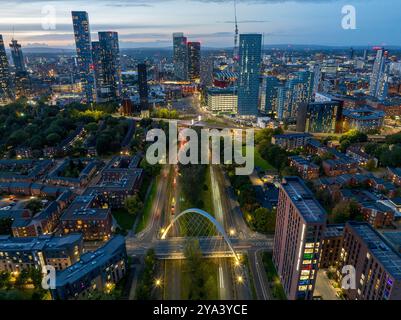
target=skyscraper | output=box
[91,41,104,101]
[9,38,25,73]
[0,35,14,105]
[312,64,321,96]
[262,76,280,115]
[9,38,31,99]
[97,31,122,102]
[273,177,326,300]
[237,34,262,116]
[72,11,96,104]
[369,48,388,100]
[187,42,201,82]
[137,63,149,111]
[173,33,188,81]
[200,56,214,87]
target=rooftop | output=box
[61,195,110,221]
[55,235,125,286]
[0,234,82,252]
[281,176,326,223]
[348,222,401,280]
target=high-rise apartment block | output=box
[0,35,14,105]
[237,34,262,116]
[187,41,201,82]
[273,176,326,300]
[173,33,188,81]
[72,11,96,104]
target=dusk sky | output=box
[0,0,399,48]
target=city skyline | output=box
[0,0,400,48]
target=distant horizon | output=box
[0,0,399,48]
[6,43,401,52]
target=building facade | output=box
[337,222,401,300]
[173,33,188,81]
[187,41,200,82]
[97,32,122,102]
[237,34,262,116]
[51,235,127,300]
[0,35,14,105]
[0,234,83,273]
[273,177,326,300]
[72,11,96,104]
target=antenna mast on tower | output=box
[233,0,239,62]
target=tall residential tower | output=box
[72,11,96,104]
[237,34,262,116]
[173,33,188,81]
[0,35,14,105]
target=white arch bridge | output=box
[160,208,240,261]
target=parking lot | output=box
[0,195,37,212]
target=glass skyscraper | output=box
[173,33,188,81]
[9,39,25,73]
[72,11,96,104]
[0,35,14,105]
[97,31,122,102]
[237,34,262,116]
[137,63,149,111]
[187,41,201,82]
[262,76,280,115]
[369,49,389,100]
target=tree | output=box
[365,159,377,171]
[46,132,61,146]
[252,207,276,234]
[0,271,11,289]
[15,269,30,288]
[330,200,362,223]
[0,217,13,235]
[25,199,43,214]
[124,195,144,216]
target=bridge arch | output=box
[161,208,239,261]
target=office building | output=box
[237,34,262,116]
[337,222,401,300]
[297,101,343,134]
[51,235,128,300]
[207,87,238,114]
[273,177,326,300]
[0,35,14,105]
[72,11,96,104]
[137,63,149,111]
[96,32,122,102]
[0,234,83,273]
[187,41,200,82]
[173,33,188,81]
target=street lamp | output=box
[154,278,162,288]
[229,229,236,236]
[237,276,244,284]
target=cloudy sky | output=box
[0,0,399,48]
